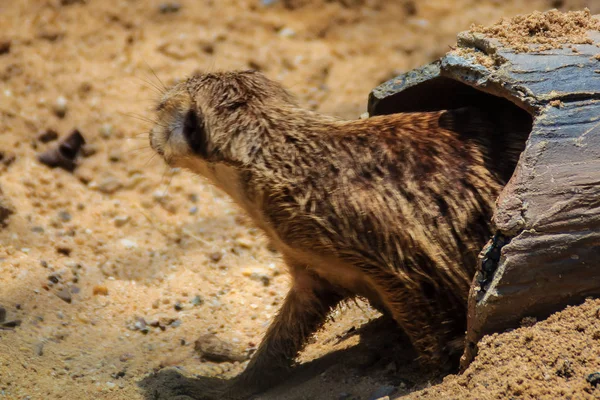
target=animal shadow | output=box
[138,317,439,400]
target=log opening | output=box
[369,76,533,187]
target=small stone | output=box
[114,215,130,227]
[97,176,123,194]
[587,372,600,387]
[58,210,72,222]
[208,252,223,262]
[53,96,68,118]
[80,144,98,157]
[120,238,137,249]
[99,123,113,139]
[32,226,45,233]
[242,268,271,286]
[56,287,72,303]
[108,150,122,163]
[189,206,198,215]
[190,295,204,306]
[0,319,21,329]
[278,27,296,38]
[125,172,146,189]
[77,312,90,323]
[171,319,181,328]
[368,386,395,400]
[106,381,116,389]
[153,190,168,202]
[37,129,59,143]
[0,186,14,227]
[132,317,149,334]
[174,302,183,311]
[236,238,253,249]
[93,285,109,296]
[112,370,126,379]
[34,342,44,356]
[48,273,61,284]
[119,353,133,362]
[56,247,72,256]
[194,333,248,363]
[0,151,16,168]
[158,2,181,13]
[0,40,10,55]
[37,129,86,172]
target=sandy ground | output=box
[1,1,599,399]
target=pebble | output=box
[80,143,98,157]
[97,176,123,194]
[114,215,130,227]
[38,130,86,172]
[132,317,149,334]
[108,150,122,163]
[53,96,68,118]
[174,301,183,311]
[34,342,44,356]
[0,39,10,55]
[120,238,137,249]
[587,372,600,387]
[194,333,248,363]
[37,129,59,143]
[278,27,296,38]
[0,150,16,167]
[242,267,271,286]
[58,210,72,222]
[190,295,204,306]
[208,252,223,262]
[92,285,109,296]
[189,206,198,215]
[48,273,61,284]
[158,2,181,13]
[56,287,72,303]
[153,190,168,202]
[99,123,113,139]
[368,386,396,400]
[125,172,146,189]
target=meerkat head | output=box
[149,70,297,172]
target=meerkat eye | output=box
[182,109,208,158]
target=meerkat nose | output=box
[149,130,164,156]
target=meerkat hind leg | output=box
[226,267,345,398]
[367,271,448,368]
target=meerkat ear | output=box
[182,108,209,158]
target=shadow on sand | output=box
[139,317,445,400]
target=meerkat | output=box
[149,70,527,399]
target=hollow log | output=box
[368,11,600,369]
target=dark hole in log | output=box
[368,76,533,185]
